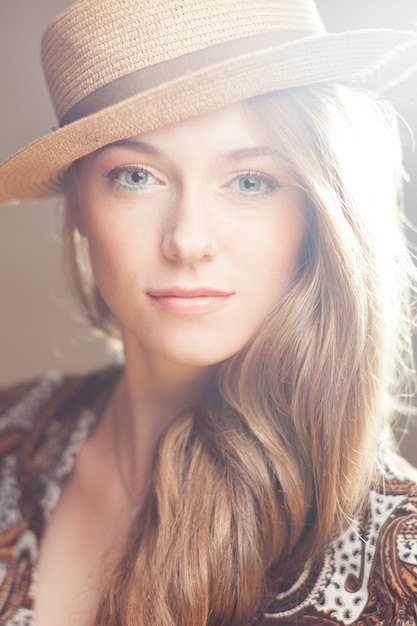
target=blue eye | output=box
[125,170,149,186]
[238,176,262,193]
[107,165,159,192]
[231,172,279,198]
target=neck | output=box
[122,335,216,424]
[107,333,217,504]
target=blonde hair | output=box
[64,83,415,625]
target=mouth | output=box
[146,287,234,314]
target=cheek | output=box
[246,209,307,295]
[79,192,151,268]
[79,211,136,298]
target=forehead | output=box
[91,101,282,162]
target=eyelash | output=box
[227,171,280,198]
[106,165,280,198]
[106,165,159,192]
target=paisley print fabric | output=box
[0,368,119,625]
[0,368,416,625]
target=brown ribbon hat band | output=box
[0,0,416,204]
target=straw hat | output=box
[0,0,416,204]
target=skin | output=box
[34,101,307,626]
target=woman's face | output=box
[75,102,307,369]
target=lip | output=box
[147,286,234,314]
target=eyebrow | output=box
[98,138,162,155]
[221,146,280,161]
[99,139,279,162]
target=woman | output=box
[0,0,417,624]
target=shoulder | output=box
[0,365,121,536]
[253,451,417,625]
[0,372,64,453]
[0,365,121,459]
[0,366,120,619]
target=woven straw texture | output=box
[42,0,325,121]
[0,0,416,203]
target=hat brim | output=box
[1,28,416,204]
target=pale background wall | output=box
[0,1,416,461]
[0,0,113,386]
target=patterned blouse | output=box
[0,367,416,625]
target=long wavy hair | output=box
[63,83,415,625]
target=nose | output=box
[161,187,219,263]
